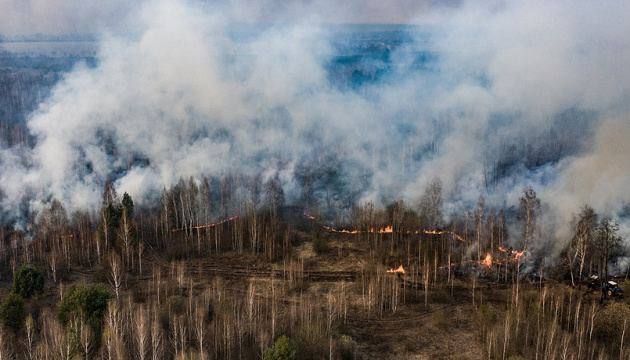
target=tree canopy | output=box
[13,264,44,298]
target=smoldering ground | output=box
[0,0,628,260]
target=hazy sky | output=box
[0,0,134,36]
[225,0,440,24]
[0,0,450,37]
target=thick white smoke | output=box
[547,119,630,232]
[0,0,628,257]
[0,0,136,37]
[419,1,630,247]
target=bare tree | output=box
[474,196,485,262]
[48,249,59,283]
[519,186,540,249]
[418,178,443,228]
[567,206,597,285]
[595,218,621,284]
[118,206,134,268]
[138,241,144,275]
[194,302,207,360]
[135,306,149,360]
[104,300,125,359]
[51,316,72,360]
[151,306,163,360]
[264,174,285,213]
[78,320,93,360]
[108,252,124,300]
[24,315,36,360]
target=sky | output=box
[0,0,452,37]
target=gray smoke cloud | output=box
[0,0,440,37]
[0,0,628,257]
[0,0,136,37]
[546,119,630,235]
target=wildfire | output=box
[321,226,361,234]
[318,223,468,241]
[422,229,465,242]
[171,216,239,232]
[378,225,393,234]
[320,225,392,234]
[482,253,493,268]
[497,246,526,262]
[304,213,317,220]
[337,229,361,234]
[387,265,406,274]
[499,246,525,261]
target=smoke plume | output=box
[0,0,628,256]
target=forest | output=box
[1,1,630,359]
[0,174,626,359]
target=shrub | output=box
[58,284,111,336]
[0,293,25,331]
[13,265,44,298]
[263,335,298,360]
[337,335,357,360]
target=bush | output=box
[13,265,45,298]
[0,293,25,331]
[58,284,111,335]
[263,335,298,360]
[337,335,357,360]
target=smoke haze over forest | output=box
[3,3,630,360]
[0,0,629,262]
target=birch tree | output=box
[519,186,540,249]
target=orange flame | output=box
[495,246,526,263]
[171,216,239,232]
[321,225,391,234]
[378,225,393,233]
[423,229,465,242]
[387,265,406,274]
[313,215,464,241]
[482,253,493,268]
[321,226,362,234]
